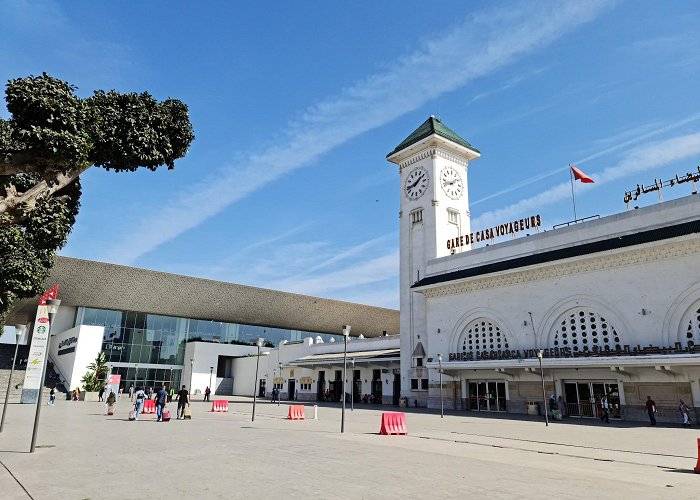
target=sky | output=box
[1,0,699,310]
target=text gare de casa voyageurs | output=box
[446,214,541,250]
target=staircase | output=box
[0,363,66,403]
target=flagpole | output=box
[569,165,577,221]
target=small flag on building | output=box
[570,165,595,183]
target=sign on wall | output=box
[447,214,541,251]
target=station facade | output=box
[389,116,700,422]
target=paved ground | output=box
[0,397,699,499]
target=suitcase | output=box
[184,405,192,420]
[128,410,136,421]
[107,404,116,416]
[162,410,171,422]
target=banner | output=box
[104,374,121,401]
[20,285,59,404]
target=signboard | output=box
[20,285,59,404]
[447,214,541,251]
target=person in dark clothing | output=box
[98,386,104,402]
[176,385,189,419]
[155,385,168,422]
[204,386,211,402]
[645,396,657,426]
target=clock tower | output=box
[386,116,480,404]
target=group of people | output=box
[127,384,191,421]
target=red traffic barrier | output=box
[287,405,305,420]
[380,412,408,435]
[143,400,156,414]
[210,399,229,412]
[694,438,700,473]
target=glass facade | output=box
[77,306,344,367]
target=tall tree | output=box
[0,74,195,324]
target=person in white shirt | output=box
[600,395,610,423]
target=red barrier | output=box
[287,405,305,420]
[210,399,229,412]
[695,438,700,473]
[143,400,156,414]
[380,412,408,435]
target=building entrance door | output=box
[371,369,382,404]
[258,379,266,397]
[393,373,400,406]
[287,379,296,401]
[317,371,326,401]
[564,382,620,418]
[467,381,507,412]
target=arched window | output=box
[552,310,621,352]
[459,319,509,357]
[681,302,700,347]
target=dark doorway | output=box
[317,371,326,401]
[393,373,400,405]
[353,370,361,403]
[287,379,296,401]
[258,379,266,397]
[332,370,342,401]
[372,369,382,404]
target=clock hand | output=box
[410,175,424,189]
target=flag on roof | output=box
[570,165,594,183]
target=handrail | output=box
[552,214,600,229]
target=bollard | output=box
[694,438,700,473]
[313,405,318,420]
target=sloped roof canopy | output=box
[386,116,480,159]
[6,256,399,339]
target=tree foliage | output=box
[0,74,194,324]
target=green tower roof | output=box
[387,116,479,158]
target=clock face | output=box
[440,166,464,200]
[404,167,429,200]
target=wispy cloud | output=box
[472,111,700,207]
[468,67,548,105]
[472,131,700,229]
[103,0,613,265]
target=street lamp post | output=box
[278,362,281,406]
[341,325,351,433]
[189,359,193,396]
[209,366,214,394]
[537,350,549,427]
[1,324,27,433]
[30,298,61,453]
[350,358,355,412]
[437,353,444,418]
[252,338,264,422]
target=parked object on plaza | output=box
[162,409,171,422]
[287,405,304,420]
[143,399,156,414]
[694,438,700,473]
[210,400,229,412]
[183,405,192,420]
[380,412,408,435]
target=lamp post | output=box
[278,362,281,406]
[252,338,264,422]
[209,366,214,394]
[437,353,444,418]
[537,349,549,427]
[30,298,61,453]
[341,325,351,433]
[350,358,355,412]
[1,324,27,433]
[189,359,193,396]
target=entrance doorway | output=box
[564,382,620,418]
[467,381,507,412]
[317,371,326,401]
[393,373,400,406]
[258,379,266,397]
[371,369,382,404]
[287,379,296,401]
[353,370,361,403]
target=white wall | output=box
[183,342,265,396]
[49,325,103,390]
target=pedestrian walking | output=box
[557,395,566,417]
[645,396,657,426]
[98,386,105,402]
[169,387,175,403]
[155,385,168,422]
[134,387,146,420]
[128,384,134,401]
[204,386,211,402]
[176,385,189,419]
[48,387,56,406]
[600,394,610,423]
[146,386,153,400]
[679,399,691,427]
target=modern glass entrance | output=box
[467,381,507,412]
[109,363,182,393]
[564,382,620,418]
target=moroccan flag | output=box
[570,165,594,183]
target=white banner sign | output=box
[22,305,50,392]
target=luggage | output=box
[184,405,192,420]
[107,404,116,416]
[128,410,136,421]
[162,410,171,421]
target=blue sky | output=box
[1,0,699,310]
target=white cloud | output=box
[472,131,700,229]
[103,0,613,265]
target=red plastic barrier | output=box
[695,438,700,473]
[380,412,408,435]
[143,400,156,414]
[287,405,305,420]
[210,399,229,412]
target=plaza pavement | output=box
[0,396,699,499]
